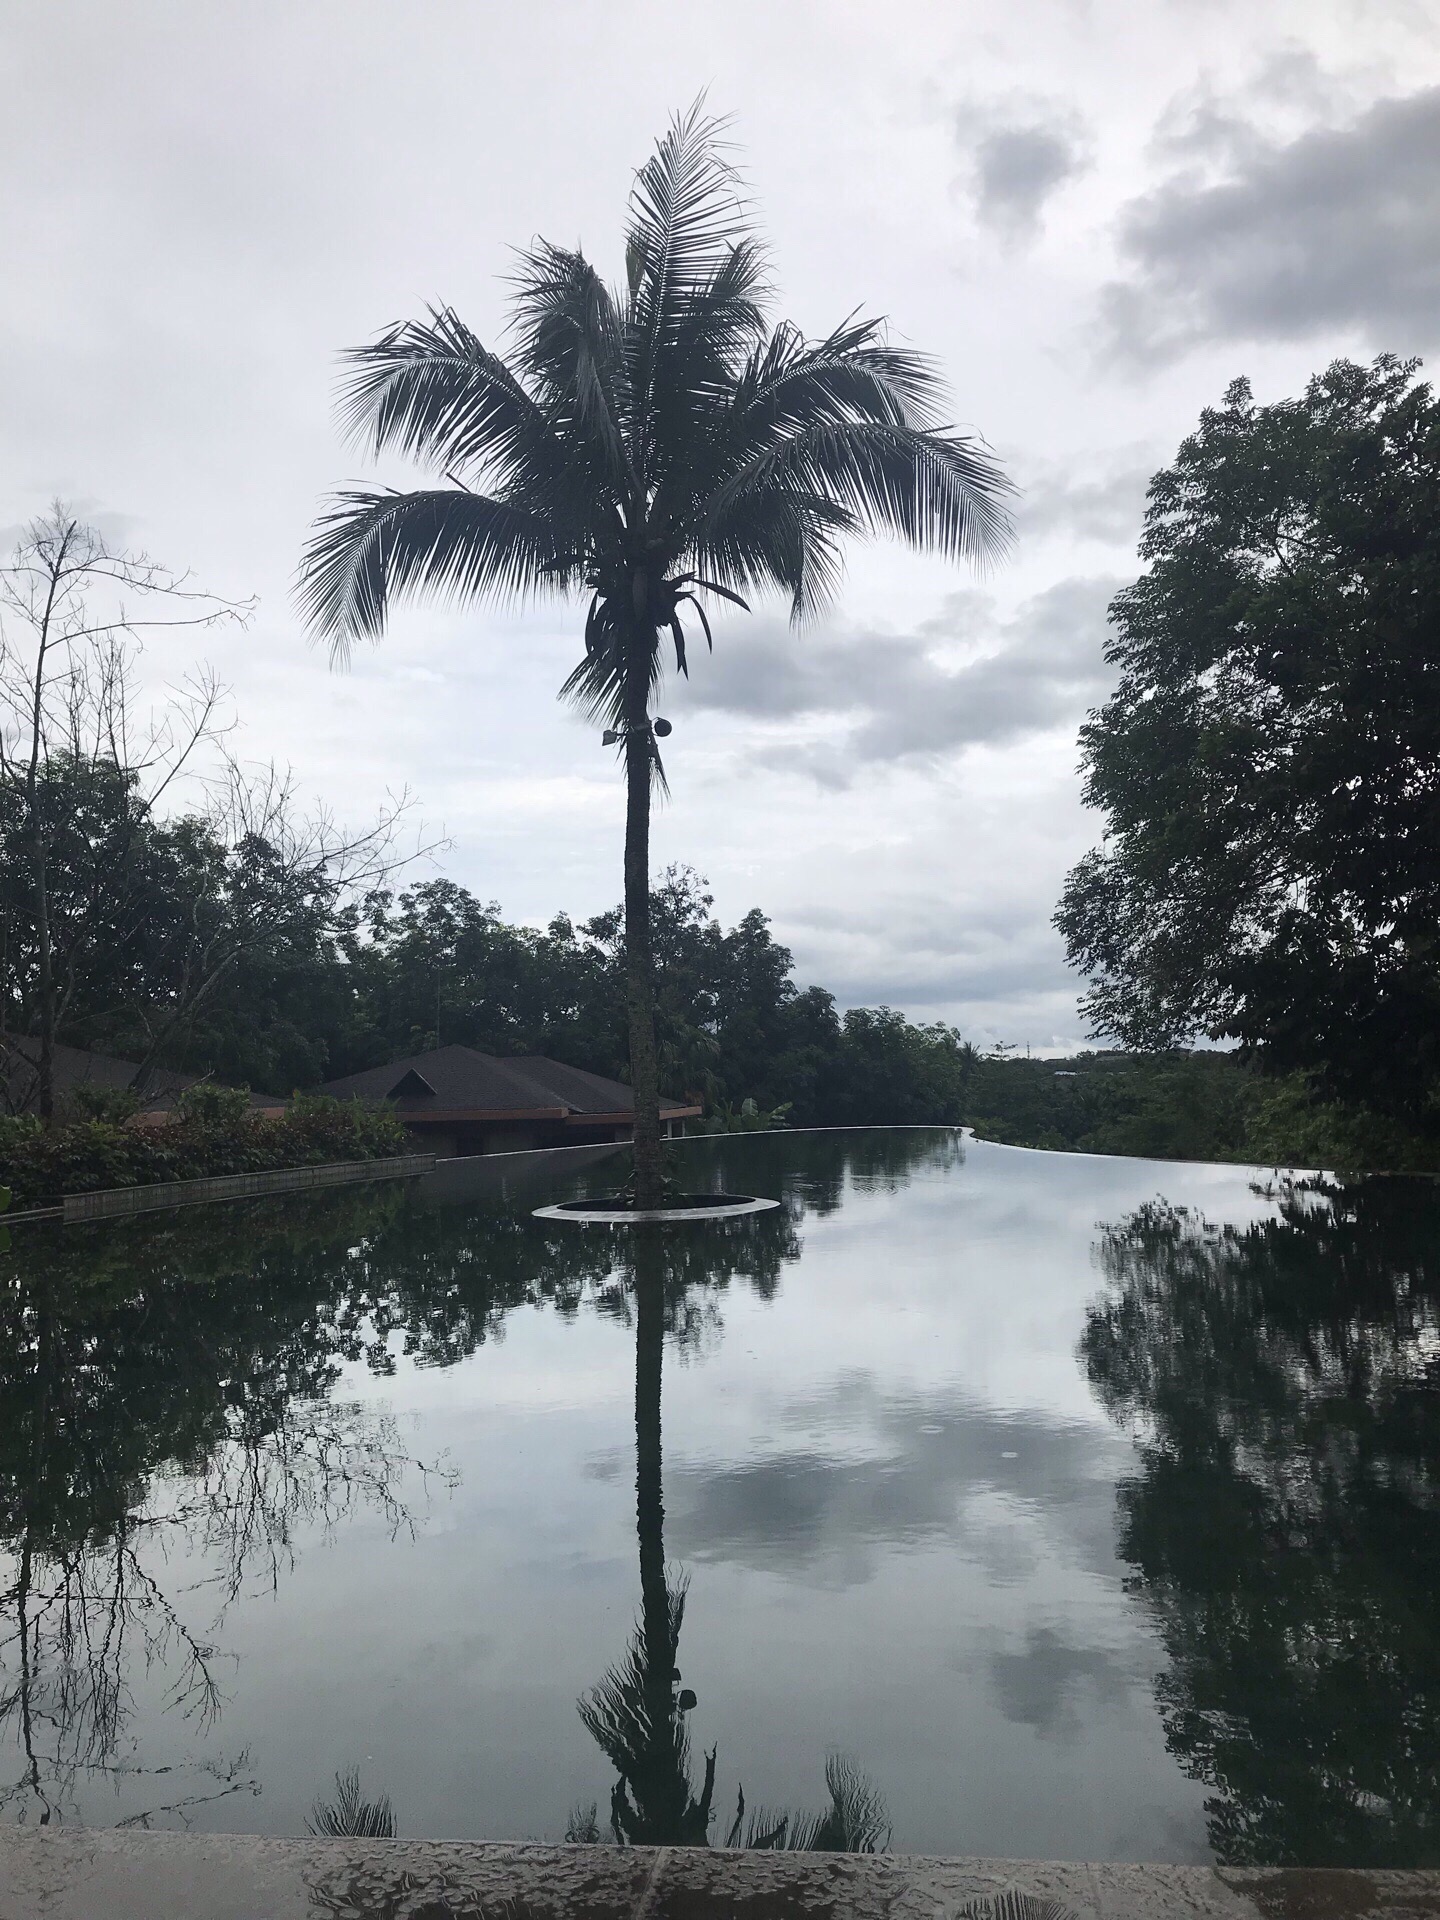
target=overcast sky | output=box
[5,0,1439,1048]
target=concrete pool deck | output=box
[1,1832,1438,1920]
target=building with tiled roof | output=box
[318,1044,700,1157]
[0,1038,283,1121]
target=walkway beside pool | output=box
[1,1831,1437,1920]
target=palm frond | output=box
[643,239,772,515]
[706,418,1013,589]
[508,243,634,495]
[692,483,855,618]
[735,316,946,432]
[578,1579,710,1844]
[735,1754,890,1853]
[672,240,770,377]
[625,100,752,469]
[811,1752,890,1853]
[307,1767,396,1839]
[653,314,989,577]
[335,307,567,494]
[298,487,573,656]
[958,1896,1081,1920]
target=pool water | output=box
[1,1129,1436,1866]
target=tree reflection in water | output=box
[1083,1177,1440,1868]
[0,1180,616,1826]
[0,1188,462,1826]
[0,1127,950,1836]
[580,1231,718,1846]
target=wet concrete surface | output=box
[1,1833,1438,1920]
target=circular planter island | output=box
[533,1192,779,1225]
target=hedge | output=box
[0,1086,411,1212]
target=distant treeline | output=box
[6,737,1432,1166]
[3,810,977,1130]
[12,772,1436,1168]
[965,1050,1440,1173]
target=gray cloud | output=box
[1152,47,1361,167]
[1017,453,1157,547]
[958,100,1093,244]
[989,1627,1138,1741]
[664,1373,1125,1587]
[1103,84,1440,362]
[675,577,1120,788]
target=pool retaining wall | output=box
[0,1831,1435,1920]
[59,1151,436,1222]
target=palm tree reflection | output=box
[578,1228,889,1851]
[580,1232,716,1845]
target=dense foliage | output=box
[1058,356,1440,1134]
[0,802,981,1133]
[0,754,365,1098]
[342,867,980,1128]
[0,1085,408,1211]
[966,1048,1440,1171]
[8,749,1433,1168]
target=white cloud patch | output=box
[1102,83,1440,362]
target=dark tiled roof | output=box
[0,1039,281,1114]
[318,1044,692,1118]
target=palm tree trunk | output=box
[623,677,665,1211]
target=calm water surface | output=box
[1,1129,1436,1866]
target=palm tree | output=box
[298,103,1013,1207]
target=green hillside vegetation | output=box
[965,1050,1440,1173]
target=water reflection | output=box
[699,1125,963,1219]
[0,1190,453,1825]
[0,1127,946,1830]
[577,1229,891,1851]
[580,1233,717,1845]
[0,1184,609,1824]
[1084,1177,1440,1869]
[667,1380,1119,1583]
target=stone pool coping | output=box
[1,1831,1437,1920]
[533,1193,781,1224]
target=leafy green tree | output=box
[820,1007,978,1126]
[340,878,617,1076]
[0,751,412,1100]
[0,510,242,1119]
[299,105,1010,1204]
[1058,356,1440,1131]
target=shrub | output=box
[0,1091,413,1211]
[278,1093,408,1165]
[67,1084,142,1124]
[691,1097,792,1135]
[173,1081,253,1128]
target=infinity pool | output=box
[2,1130,1436,1865]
